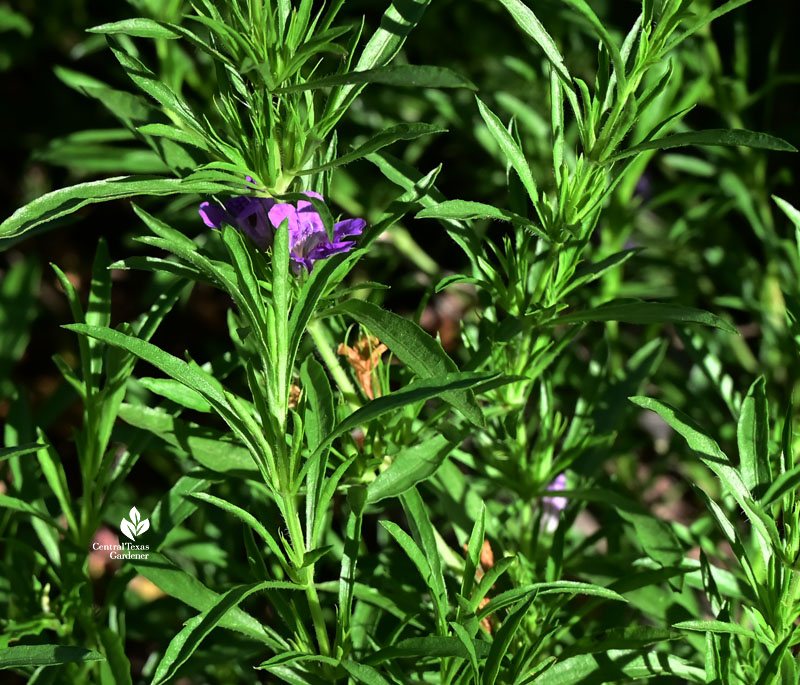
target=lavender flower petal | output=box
[199,201,228,229]
[199,189,365,272]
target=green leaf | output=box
[0,176,236,240]
[552,299,737,333]
[530,649,705,683]
[479,582,626,620]
[755,626,797,685]
[65,325,224,404]
[773,195,800,230]
[367,434,457,503]
[763,462,800,507]
[117,404,258,477]
[88,18,180,39]
[400,488,448,632]
[300,357,335,452]
[35,132,170,175]
[0,442,44,462]
[630,396,781,558]
[0,645,104,669]
[559,626,681,658]
[672,620,756,639]
[340,660,393,685]
[451,623,481,683]
[366,635,490,664]
[495,0,572,86]
[276,64,476,93]
[379,520,433,592]
[0,494,64,530]
[483,595,535,685]
[145,475,210,551]
[98,628,132,685]
[323,0,433,125]
[332,299,485,425]
[737,377,770,493]
[461,504,487,604]
[664,0,754,54]
[560,248,641,297]
[134,552,287,650]
[189,492,287,567]
[35,431,78,533]
[604,129,796,164]
[139,377,213,412]
[297,123,446,175]
[109,46,201,132]
[616,509,684,568]
[561,0,626,95]
[151,581,300,685]
[416,200,545,239]
[0,255,40,392]
[86,238,112,389]
[0,6,32,36]
[476,97,539,211]
[137,124,212,151]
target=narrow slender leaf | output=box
[0,442,44,462]
[553,299,737,333]
[672,620,756,639]
[151,581,300,685]
[530,649,705,683]
[737,376,770,493]
[0,176,235,240]
[332,299,485,425]
[495,0,572,86]
[476,98,539,209]
[367,434,456,503]
[88,18,180,39]
[0,645,104,669]
[483,596,536,685]
[276,64,476,93]
[298,123,445,175]
[133,552,286,649]
[605,129,796,164]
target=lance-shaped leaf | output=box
[737,377,770,494]
[297,123,446,175]
[367,434,457,503]
[550,299,737,333]
[275,64,476,93]
[630,396,782,560]
[0,645,104,670]
[323,0,434,122]
[331,299,485,426]
[604,129,796,164]
[88,18,180,39]
[0,176,236,241]
[150,581,302,685]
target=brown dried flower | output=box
[337,334,387,400]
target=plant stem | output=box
[307,318,360,408]
[282,489,331,656]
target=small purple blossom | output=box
[541,472,568,532]
[199,189,365,273]
[199,195,275,249]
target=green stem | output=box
[307,318,360,408]
[282,490,331,656]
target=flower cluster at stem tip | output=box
[199,188,365,272]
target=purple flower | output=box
[268,191,365,273]
[199,195,276,250]
[199,190,365,272]
[541,472,568,532]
